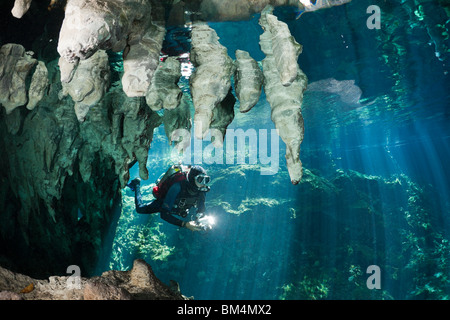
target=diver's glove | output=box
[127,178,141,192]
[183,221,202,232]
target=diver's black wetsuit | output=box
[134,180,206,227]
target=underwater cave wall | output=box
[0,1,163,277]
[0,57,162,278]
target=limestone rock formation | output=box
[0,44,37,114]
[263,13,302,86]
[83,280,133,300]
[10,0,349,24]
[259,6,308,184]
[26,61,49,110]
[146,56,182,111]
[0,259,185,300]
[57,0,148,63]
[189,23,235,140]
[0,54,161,277]
[307,78,362,105]
[57,0,166,99]
[60,50,110,122]
[192,0,301,22]
[209,89,236,147]
[297,0,352,15]
[162,95,192,153]
[122,2,166,97]
[113,92,162,182]
[58,57,78,84]
[11,0,32,19]
[234,50,263,113]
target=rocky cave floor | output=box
[0,259,186,300]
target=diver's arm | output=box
[160,210,185,227]
[160,183,185,227]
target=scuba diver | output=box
[127,164,212,232]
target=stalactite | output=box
[259,6,307,184]
[189,23,235,140]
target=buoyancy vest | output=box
[172,181,203,216]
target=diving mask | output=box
[195,174,211,186]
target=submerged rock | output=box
[187,0,302,22]
[162,95,192,153]
[58,57,78,84]
[0,53,161,277]
[57,0,166,98]
[297,0,352,15]
[0,44,37,114]
[146,56,182,111]
[11,0,32,19]
[122,1,166,97]
[83,280,132,300]
[263,13,302,86]
[259,6,308,184]
[189,23,235,140]
[209,89,236,147]
[27,61,49,110]
[0,259,185,300]
[307,78,363,105]
[234,50,263,113]
[57,0,148,63]
[60,50,110,122]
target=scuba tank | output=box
[152,164,190,199]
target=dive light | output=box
[195,213,216,231]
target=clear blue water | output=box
[106,1,450,300]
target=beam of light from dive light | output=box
[196,214,216,230]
